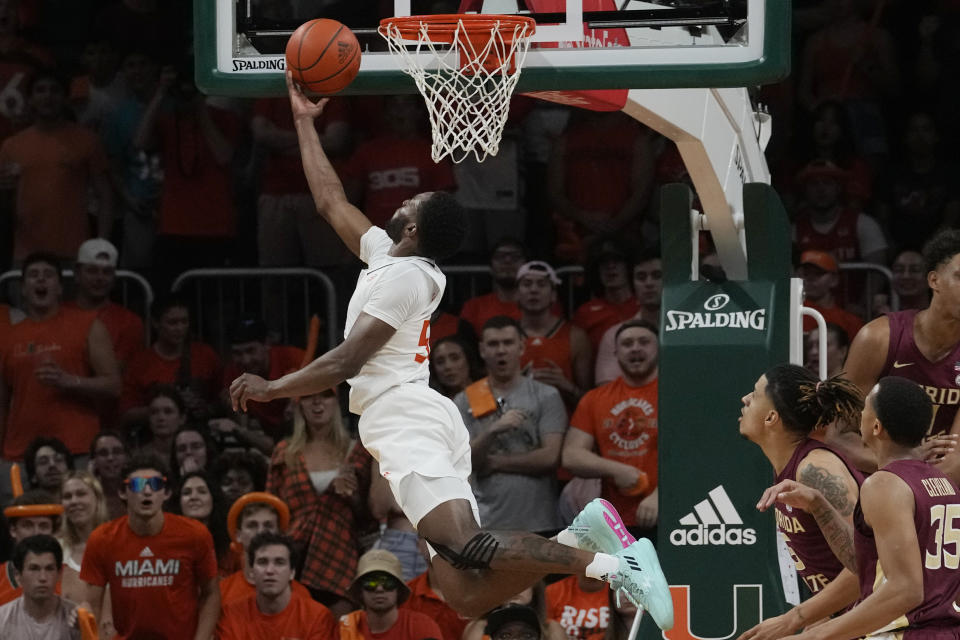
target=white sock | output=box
[584,553,619,581]
[556,528,579,548]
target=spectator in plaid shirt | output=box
[266,388,374,617]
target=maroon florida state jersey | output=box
[883,310,960,437]
[774,438,865,594]
[854,459,960,637]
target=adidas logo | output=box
[669,485,757,546]
[139,546,154,558]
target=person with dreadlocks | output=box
[735,364,865,640]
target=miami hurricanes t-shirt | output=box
[80,513,218,639]
[569,377,659,526]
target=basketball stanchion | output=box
[379,14,535,163]
[628,604,644,640]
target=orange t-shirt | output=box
[339,608,444,640]
[522,321,573,380]
[1,307,100,458]
[217,591,336,640]
[460,293,521,336]
[801,302,864,343]
[546,576,610,640]
[222,345,304,440]
[80,514,218,640]
[120,342,222,413]
[570,377,658,526]
[402,572,468,640]
[63,301,144,367]
[0,123,110,261]
[573,297,639,351]
[219,569,312,606]
[0,561,21,606]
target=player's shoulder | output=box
[361,226,393,264]
[851,313,891,348]
[860,467,914,508]
[798,445,854,476]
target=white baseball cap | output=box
[76,238,118,268]
[516,260,560,285]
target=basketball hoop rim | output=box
[379,14,537,43]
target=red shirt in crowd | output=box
[402,571,468,640]
[569,377,659,527]
[63,301,144,367]
[460,293,521,337]
[156,105,241,238]
[343,134,456,227]
[1,308,101,458]
[120,342,221,413]
[339,608,443,640]
[573,297,639,351]
[80,514,218,640]
[217,591,336,640]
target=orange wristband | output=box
[619,471,650,497]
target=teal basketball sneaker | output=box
[605,538,674,631]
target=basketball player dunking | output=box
[846,230,960,481]
[229,72,673,629]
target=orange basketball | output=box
[285,19,361,94]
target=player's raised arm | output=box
[287,71,371,258]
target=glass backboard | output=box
[194,0,789,97]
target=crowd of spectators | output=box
[0,0,958,637]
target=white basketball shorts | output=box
[359,382,480,529]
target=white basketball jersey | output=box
[345,227,445,413]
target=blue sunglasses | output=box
[125,476,167,493]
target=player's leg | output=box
[415,498,604,617]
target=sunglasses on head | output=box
[125,476,166,493]
[361,574,401,592]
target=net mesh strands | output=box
[379,15,536,164]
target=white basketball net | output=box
[379,17,535,164]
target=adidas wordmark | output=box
[669,485,757,546]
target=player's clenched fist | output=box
[230,373,273,411]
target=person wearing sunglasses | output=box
[339,549,442,640]
[78,452,220,640]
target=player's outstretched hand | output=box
[756,479,820,513]
[919,433,958,463]
[230,373,272,412]
[736,609,801,640]
[286,70,328,121]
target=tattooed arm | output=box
[796,450,860,572]
[757,476,859,573]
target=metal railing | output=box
[838,261,898,317]
[171,268,338,355]
[0,269,154,345]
